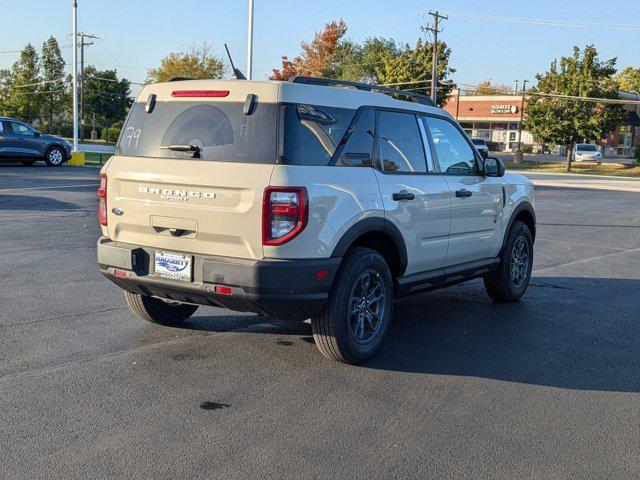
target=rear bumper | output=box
[97,237,341,320]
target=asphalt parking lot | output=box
[2,165,639,479]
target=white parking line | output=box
[0,183,97,193]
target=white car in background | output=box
[573,143,602,162]
[470,138,489,158]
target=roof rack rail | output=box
[167,77,195,82]
[290,76,435,107]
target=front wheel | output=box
[124,291,198,325]
[44,146,65,167]
[312,247,394,364]
[484,221,533,302]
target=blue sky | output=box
[1,0,638,96]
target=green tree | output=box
[616,66,640,93]
[331,37,399,84]
[8,43,41,123]
[39,36,67,133]
[146,43,226,84]
[376,37,455,107]
[474,79,511,95]
[0,68,12,115]
[525,45,625,171]
[83,66,132,135]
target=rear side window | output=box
[335,108,375,167]
[424,116,479,175]
[117,100,279,164]
[282,104,355,166]
[375,111,427,173]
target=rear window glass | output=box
[117,100,279,163]
[282,104,355,166]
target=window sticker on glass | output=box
[123,127,142,149]
[297,105,337,125]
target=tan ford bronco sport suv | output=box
[97,77,535,364]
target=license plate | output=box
[154,251,192,281]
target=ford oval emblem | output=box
[112,207,124,216]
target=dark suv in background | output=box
[0,117,72,167]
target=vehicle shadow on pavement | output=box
[364,276,640,392]
[0,194,78,211]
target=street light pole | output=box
[247,0,254,80]
[516,80,528,148]
[72,0,78,152]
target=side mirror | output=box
[34,131,41,138]
[484,156,505,177]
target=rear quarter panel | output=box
[501,172,535,246]
[265,165,384,259]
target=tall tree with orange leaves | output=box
[270,20,347,80]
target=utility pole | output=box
[513,79,519,95]
[425,10,447,104]
[72,0,78,152]
[247,0,254,80]
[77,32,98,141]
[515,79,528,163]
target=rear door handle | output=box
[455,189,473,198]
[392,191,416,201]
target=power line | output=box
[444,11,640,31]
[527,91,640,105]
[424,10,448,103]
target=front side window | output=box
[424,116,478,175]
[10,122,35,136]
[282,104,355,166]
[375,111,427,173]
[117,100,279,164]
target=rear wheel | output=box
[124,291,198,325]
[21,160,36,166]
[312,247,394,364]
[44,146,65,167]
[484,221,533,302]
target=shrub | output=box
[634,147,640,166]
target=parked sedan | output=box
[573,143,602,162]
[0,117,72,167]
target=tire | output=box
[124,291,198,325]
[21,160,36,166]
[484,220,533,302]
[44,146,65,167]
[312,247,394,364]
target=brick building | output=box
[442,89,639,157]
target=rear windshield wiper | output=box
[159,144,201,158]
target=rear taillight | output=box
[262,187,308,246]
[98,173,107,226]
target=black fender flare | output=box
[501,201,536,252]
[331,217,408,275]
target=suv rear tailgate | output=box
[105,156,274,260]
